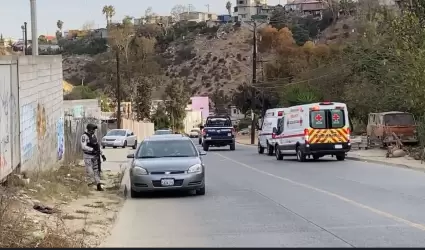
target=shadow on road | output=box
[131,190,201,199]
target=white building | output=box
[233,0,269,22]
[179,11,218,22]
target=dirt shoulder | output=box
[1,164,125,247]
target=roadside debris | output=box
[0,163,125,247]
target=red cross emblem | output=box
[332,113,340,122]
[315,114,323,122]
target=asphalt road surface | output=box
[103,140,425,247]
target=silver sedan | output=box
[127,136,207,198]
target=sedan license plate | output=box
[161,179,174,186]
[334,144,342,149]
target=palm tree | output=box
[102,5,115,26]
[226,1,232,16]
[56,20,64,31]
[108,6,116,24]
[102,5,110,25]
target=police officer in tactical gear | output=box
[81,123,106,191]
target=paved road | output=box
[103,141,425,247]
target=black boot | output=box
[97,183,104,191]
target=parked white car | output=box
[189,129,200,138]
[101,129,137,149]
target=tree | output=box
[164,79,191,131]
[56,20,64,31]
[0,34,4,44]
[226,1,232,16]
[101,23,162,121]
[170,4,187,22]
[122,16,133,25]
[102,5,115,26]
[38,35,47,44]
[151,103,170,129]
[63,86,98,100]
[82,21,95,31]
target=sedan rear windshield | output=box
[384,114,415,126]
[155,130,172,135]
[137,140,197,158]
[206,118,232,127]
[310,109,345,129]
[106,130,126,136]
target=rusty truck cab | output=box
[367,111,418,147]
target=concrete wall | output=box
[122,119,154,142]
[0,57,19,180]
[18,56,64,172]
[63,99,101,119]
[183,110,202,134]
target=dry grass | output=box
[0,164,104,247]
[23,165,90,203]
[0,187,88,248]
[0,162,125,248]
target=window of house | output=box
[240,14,247,18]
[239,0,245,4]
[233,109,237,114]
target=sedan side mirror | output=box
[199,151,207,156]
[127,153,134,158]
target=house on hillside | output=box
[91,28,108,39]
[135,15,174,26]
[285,0,328,18]
[179,11,218,22]
[233,0,278,22]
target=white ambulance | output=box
[273,102,351,162]
[258,108,286,155]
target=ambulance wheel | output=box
[275,148,283,160]
[258,143,265,154]
[267,143,274,156]
[296,146,307,162]
[336,154,346,161]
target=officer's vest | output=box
[84,132,99,155]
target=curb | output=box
[345,156,425,172]
[236,141,425,172]
[119,166,130,199]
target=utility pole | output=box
[260,59,266,119]
[116,50,122,129]
[24,22,28,54]
[30,0,38,55]
[205,4,210,12]
[250,20,257,145]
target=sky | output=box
[0,0,282,39]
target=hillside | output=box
[61,18,359,99]
[164,24,253,96]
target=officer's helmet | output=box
[86,123,98,131]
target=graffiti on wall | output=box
[73,105,84,118]
[36,103,47,140]
[0,73,12,171]
[56,118,64,160]
[21,103,36,162]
